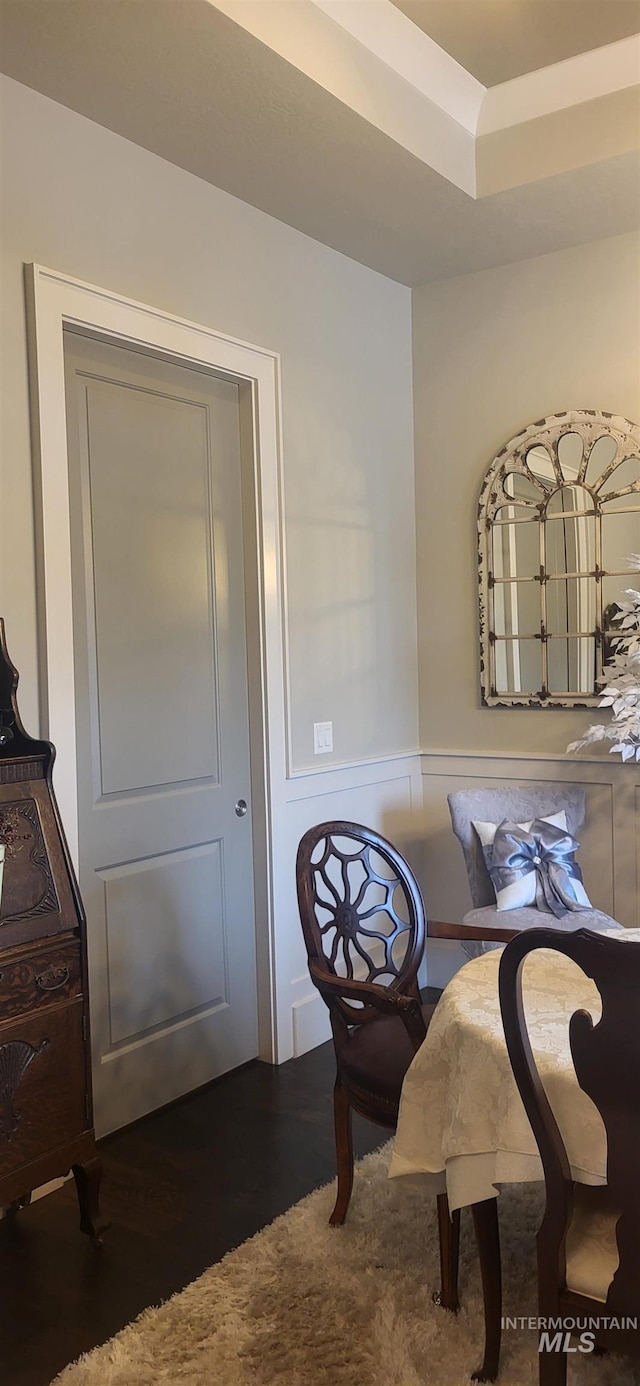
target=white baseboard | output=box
[292,989,331,1056]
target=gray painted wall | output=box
[0,75,418,770]
[413,230,640,756]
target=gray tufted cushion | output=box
[460,904,624,960]
[448,785,587,909]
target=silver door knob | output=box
[235,799,248,817]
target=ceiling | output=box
[0,0,638,287]
[392,0,640,86]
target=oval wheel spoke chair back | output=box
[296,820,460,1311]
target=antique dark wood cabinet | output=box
[0,619,106,1240]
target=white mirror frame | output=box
[478,409,640,708]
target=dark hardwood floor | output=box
[0,1041,385,1386]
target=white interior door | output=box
[64,332,258,1136]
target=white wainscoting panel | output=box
[420,751,640,989]
[279,753,424,1058]
[279,748,639,1057]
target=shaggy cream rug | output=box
[54,1146,637,1386]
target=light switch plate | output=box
[313,721,333,754]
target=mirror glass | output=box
[504,471,543,503]
[600,456,640,502]
[602,510,640,570]
[545,512,596,576]
[584,434,618,486]
[525,445,554,485]
[493,521,539,584]
[493,639,542,697]
[479,412,640,705]
[547,638,596,695]
[492,575,538,638]
[546,484,593,516]
[557,431,584,475]
[546,575,597,635]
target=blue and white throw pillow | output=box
[472,811,592,917]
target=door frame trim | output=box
[25,263,286,1064]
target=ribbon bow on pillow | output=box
[487,817,592,918]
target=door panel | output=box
[99,841,227,1046]
[64,334,258,1135]
[85,379,220,794]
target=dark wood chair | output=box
[499,926,640,1384]
[296,820,461,1311]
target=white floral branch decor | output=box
[568,555,640,763]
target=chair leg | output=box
[538,1344,567,1386]
[329,1078,354,1227]
[434,1192,460,1312]
[471,1197,501,1382]
[72,1158,109,1245]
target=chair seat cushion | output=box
[459,905,624,960]
[566,1184,620,1302]
[339,1003,436,1121]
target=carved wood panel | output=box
[0,940,81,1021]
[0,1001,87,1177]
[0,798,60,922]
[0,783,82,950]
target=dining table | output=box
[388,928,640,1380]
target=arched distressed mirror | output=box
[478,410,640,706]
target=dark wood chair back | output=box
[296,820,426,1031]
[499,926,640,1327]
[296,820,462,1310]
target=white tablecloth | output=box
[389,932,640,1212]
